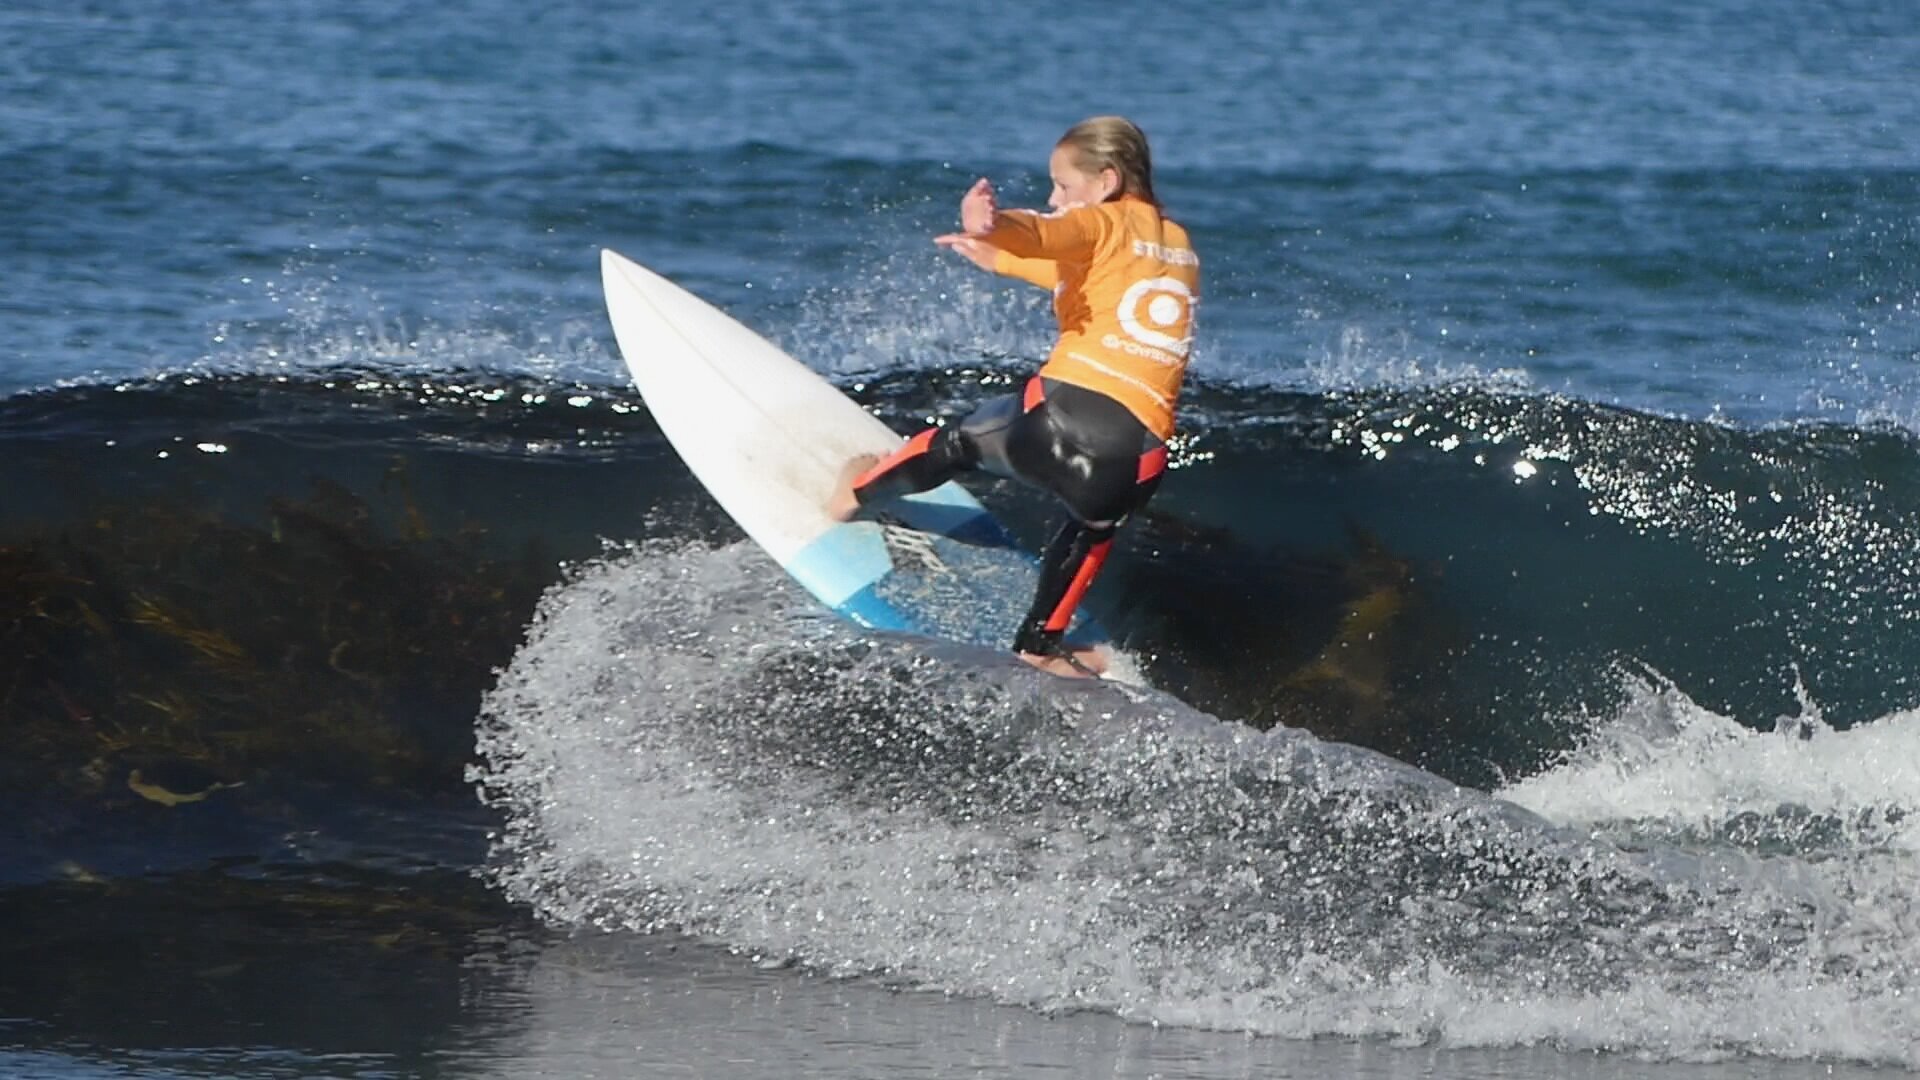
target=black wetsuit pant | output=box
[851,377,1168,657]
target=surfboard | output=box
[599,248,1100,652]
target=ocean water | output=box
[5,0,1920,1075]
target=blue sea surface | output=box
[4,0,1920,1075]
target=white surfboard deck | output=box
[600,248,1097,649]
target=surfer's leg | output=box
[839,393,1022,513]
[1004,381,1170,670]
[1013,517,1118,663]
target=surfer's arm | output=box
[984,206,1105,263]
[933,236,1059,289]
[991,251,1060,290]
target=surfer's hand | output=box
[935,234,998,271]
[959,178,996,235]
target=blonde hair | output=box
[1057,116,1158,206]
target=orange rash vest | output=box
[985,195,1200,440]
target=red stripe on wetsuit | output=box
[854,428,937,491]
[1043,536,1112,633]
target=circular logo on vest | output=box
[1116,277,1194,356]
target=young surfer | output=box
[829,116,1200,678]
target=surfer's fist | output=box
[959,177,996,235]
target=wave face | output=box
[10,371,1920,785]
[8,370,1920,1063]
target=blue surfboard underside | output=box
[787,484,1105,651]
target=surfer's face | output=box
[1047,147,1117,210]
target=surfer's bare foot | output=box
[1018,646,1108,679]
[827,454,880,521]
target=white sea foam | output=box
[1502,672,1920,853]
[474,543,1920,1069]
